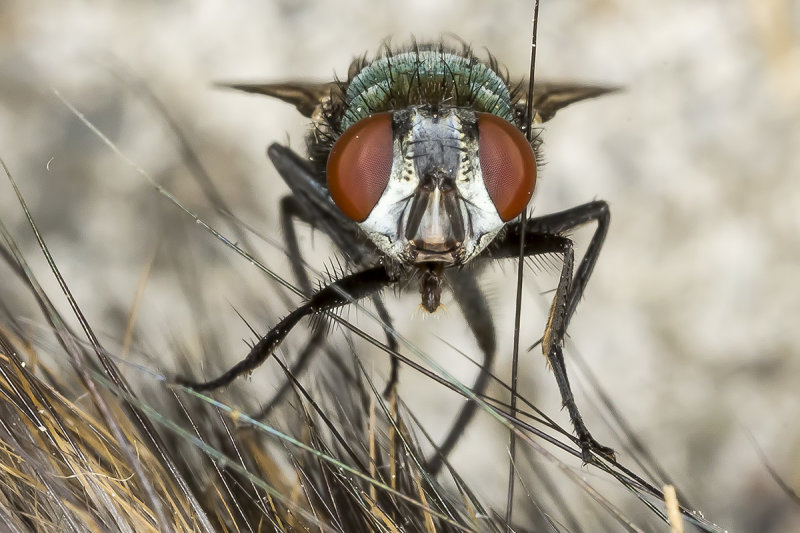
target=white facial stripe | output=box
[457,139,505,262]
[360,135,417,259]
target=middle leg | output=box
[279,193,400,400]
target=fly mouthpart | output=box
[418,263,444,313]
[404,177,467,265]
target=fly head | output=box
[319,48,542,292]
[327,103,537,269]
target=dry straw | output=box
[0,113,726,530]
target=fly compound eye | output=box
[327,112,394,222]
[476,112,537,221]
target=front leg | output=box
[490,201,615,462]
[174,266,396,391]
[274,147,400,397]
[541,236,615,462]
[518,200,609,325]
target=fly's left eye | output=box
[477,112,537,221]
[327,112,394,222]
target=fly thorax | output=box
[359,105,505,266]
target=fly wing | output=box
[217,81,339,117]
[522,82,620,123]
[219,80,616,122]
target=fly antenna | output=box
[508,1,540,528]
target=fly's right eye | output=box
[327,112,394,222]
[477,112,537,222]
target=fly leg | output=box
[426,267,496,474]
[256,200,399,417]
[373,296,400,396]
[247,196,329,419]
[524,201,610,325]
[271,145,400,397]
[542,236,614,462]
[173,266,396,391]
[280,195,315,294]
[490,200,614,462]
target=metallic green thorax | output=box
[340,50,514,130]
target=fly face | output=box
[329,104,535,268]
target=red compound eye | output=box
[477,112,537,221]
[327,112,394,222]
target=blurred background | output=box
[1,0,798,530]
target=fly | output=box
[175,5,617,471]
